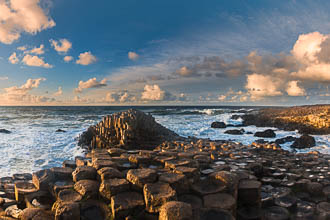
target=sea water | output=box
[0,106,328,177]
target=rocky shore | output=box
[0,109,330,219]
[240,105,330,135]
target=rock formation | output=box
[79,109,181,149]
[242,105,330,135]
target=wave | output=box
[149,108,227,116]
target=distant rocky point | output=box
[241,104,330,135]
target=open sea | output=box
[0,106,329,177]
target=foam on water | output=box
[0,106,328,177]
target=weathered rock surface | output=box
[254,129,276,138]
[291,134,316,149]
[242,104,330,135]
[211,121,226,128]
[159,201,192,220]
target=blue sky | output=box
[0,0,329,105]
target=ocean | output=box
[0,106,329,177]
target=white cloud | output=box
[0,76,8,80]
[128,51,139,61]
[76,51,97,65]
[17,46,26,51]
[25,44,44,55]
[141,84,166,101]
[286,81,306,96]
[22,54,52,68]
[75,78,107,93]
[176,66,193,77]
[53,86,63,96]
[0,0,55,44]
[218,95,226,101]
[119,92,129,102]
[8,52,19,64]
[63,56,73,62]
[245,74,283,99]
[291,63,330,82]
[50,39,72,53]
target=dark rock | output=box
[263,206,290,220]
[111,192,145,219]
[0,129,11,134]
[275,136,296,145]
[97,167,124,182]
[54,202,80,220]
[143,182,177,213]
[57,189,82,203]
[56,129,66,133]
[20,208,54,220]
[159,201,193,220]
[178,194,203,209]
[62,160,76,169]
[291,135,316,149]
[237,206,263,220]
[224,129,245,135]
[211,122,226,128]
[14,182,37,202]
[80,200,111,220]
[238,179,261,206]
[203,193,236,214]
[32,169,54,190]
[159,172,189,195]
[254,129,276,138]
[192,178,226,196]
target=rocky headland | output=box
[240,104,330,135]
[0,109,329,219]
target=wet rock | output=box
[306,182,323,196]
[72,166,96,182]
[57,189,82,203]
[97,167,124,181]
[203,193,236,214]
[143,182,177,213]
[238,179,261,206]
[54,202,80,220]
[192,178,226,196]
[274,195,297,209]
[292,201,315,219]
[62,160,76,169]
[211,122,226,128]
[254,129,276,138]
[316,202,330,219]
[291,135,316,149]
[263,206,290,220]
[0,129,11,134]
[224,129,245,135]
[159,201,192,220]
[13,173,32,181]
[111,192,144,219]
[74,180,99,199]
[99,178,130,201]
[56,129,66,133]
[275,136,296,145]
[126,168,157,190]
[32,169,54,190]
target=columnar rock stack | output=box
[79,109,180,149]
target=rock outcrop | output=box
[242,105,330,135]
[211,122,226,128]
[0,129,11,134]
[291,134,316,149]
[79,109,181,149]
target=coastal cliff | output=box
[0,109,330,219]
[241,105,330,135]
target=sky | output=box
[0,0,329,106]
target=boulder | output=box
[211,122,226,128]
[159,172,189,194]
[74,180,99,199]
[14,182,37,202]
[203,193,236,214]
[32,169,54,190]
[56,129,66,133]
[254,129,276,138]
[192,178,226,196]
[50,167,73,180]
[72,166,96,182]
[238,179,262,206]
[54,202,80,220]
[263,206,290,220]
[224,129,245,135]
[99,178,130,201]
[275,136,296,145]
[291,134,316,149]
[143,182,177,213]
[159,201,193,220]
[0,129,11,134]
[178,194,203,209]
[126,168,157,190]
[97,167,124,181]
[20,208,54,220]
[80,200,111,220]
[57,189,82,203]
[111,192,145,219]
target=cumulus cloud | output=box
[63,56,73,62]
[286,81,306,96]
[245,74,283,99]
[0,0,55,44]
[76,51,97,65]
[50,39,72,53]
[25,44,44,55]
[8,52,19,64]
[218,95,226,101]
[75,78,107,93]
[53,86,63,96]
[17,46,26,51]
[140,84,176,101]
[128,51,139,61]
[22,54,52,68]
